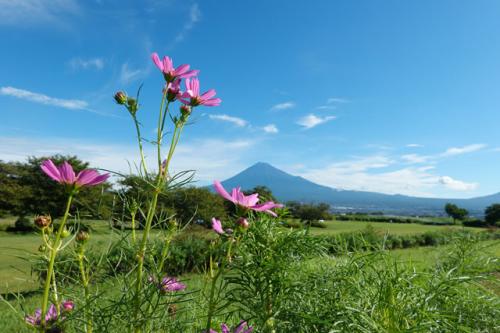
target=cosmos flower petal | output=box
[200,89,217,100]
[174,64,190,75]
[41,160,62,182]
[151,52,164,72]
[221,324,230,333]
[211,217,225,234]
[201,98,222,106]
[60,161,76,184]
[213,181,235,202]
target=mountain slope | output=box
[217,162,499,215]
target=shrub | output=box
[6,215,35,232]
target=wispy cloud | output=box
[401,154,430,164]
[68,57,104,71]
[401,144,487,165]
[296,114,336,129]
[119,63,149,85]
[270,101,295,111]
[439,176,478,191]
[406,143,423,148]
[0,0,80,26]
[0,135,256,184]
[327,97,349,104]
[0,86,116,117]
[262,124,279,134]
[441,144,487,157]
[0,86,88,110]
[315,105,336,110]
[173,3,201,44]
[298,155,478,197]
[209,114,247,127]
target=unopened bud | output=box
[61,300,74,312]
[34,215,52,229]
[180,105,191,117]
[237,217,249,229]
[38,244,47,252]
[61,228,71,238]
[127,97,138,114]
[114,91,127,105]
[76,231,89,243]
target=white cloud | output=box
[119,63,148,85]
[327,97,349,104]
[173,3,201,43]
[0,86,88,110]
[209,114,247,127]
[270,101,295,111]
[262,124,278,134]
[439,176,478,191]
[0,0,79,25]
[68,57,104,71]
[0,135,256,185]
[401,154,430,164]
[296,114,336,129]
[406,143,423,148]
[441,144,486,157]
[316,105,336,110]
[298,156,438,197]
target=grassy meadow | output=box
[1,215,499,332]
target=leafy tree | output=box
[0,156,113,219]
[243,185,277,203]
[444,203,468,224]
[0,161,31,216]
[484,204,500,226]
[287,201,331,223]
[167,187,228,225]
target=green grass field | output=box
[300,219,478,235]
[0,217,488,294]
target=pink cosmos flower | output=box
[179,78,221,107]
[151,53,199,82]
[211,217,225,234]
[41,160,109,188]
[165,79,182,102]
[25,300,74,327]
[160,276,186,292]
[213,181,283,217]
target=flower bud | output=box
[38,244,47,252]
[34,215,52,229]
[61,228,71,238]
[127,97,138,114]
[76,230,89,243]
[180,105,191,117]
[61,300,74,312]
[236,217,249,229]
[114,91,127,105]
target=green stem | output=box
[131,212,136,244]
[133,189,160,333]
[156,93,168,169]
[40,194,73,327]
[205,246,224,332]
[132,115,148,177]
[78,246,92,333]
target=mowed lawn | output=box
[307,219,479,235]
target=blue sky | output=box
[1,0,500,198]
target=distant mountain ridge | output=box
[217,162,500,216]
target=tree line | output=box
[2,155,499,230]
